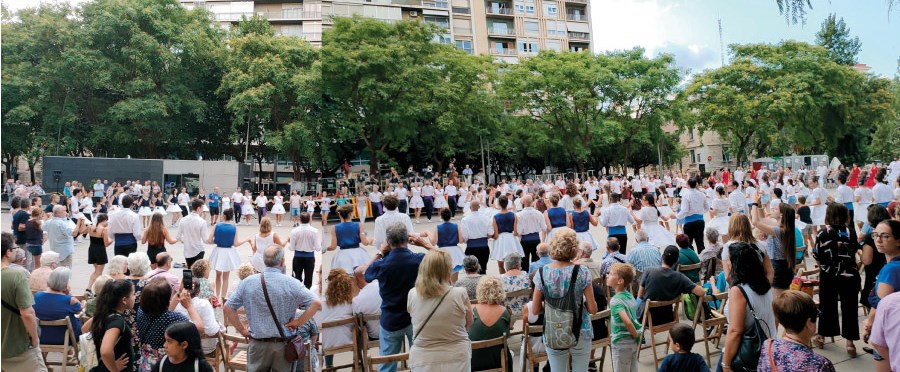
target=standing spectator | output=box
[286,212,322,288]
[862,220,900,369]
[360,223,428,372]
[207,187,221,225]
[757,291,835,372]
[136,278,204,369]
[861,205,891,313]
[11,198,31,268]
[531,228,598,371]
[0,232,48,371]
[811,203,860,355]
[44,205,86,268]
[407,249,473,371]
[224,246,321,372]
[88,279,136,372]
[34,267,83,345]
[470,275,511,371]
[109,195,143,256]
[24,207,45,272]
[178,199,209,268]
[609,263,641,372]
[721,213,774,284]
[719,242,777,372]
[94,179,106,202]
[751,199,797,296]
[870,291,900,372]
[517,195,547,272]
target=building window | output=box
[543,4,557,16]
[424,16,449,29]
[690,149,696,164]
[514,1,524,13]
[524,21,539,35]
[455,40,473,54]
[688,129,694,140]
[518,40,537,53]
[451,6,470,14]
[525,1,535,14]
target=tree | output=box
[815,13,862,65]
[775,0,897,24]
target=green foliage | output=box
[815,14,862,65]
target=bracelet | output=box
[721,364,731,370]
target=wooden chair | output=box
[470,335,508,372]
[677,263,703,284]
[39,318,79,371]
[317,316,360,371]
[221,333,248,372]
[638,297,683,370]
[204,333,222,372]
[367,353,409,372]
[357,313,381,372]
[588,310,611,369]
[505,287,532,336]
[691,292,728,365]
[520,317,548,372]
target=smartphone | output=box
[182,269,194,291]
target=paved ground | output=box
[2,205,877,371]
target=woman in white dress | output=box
[409,183,424,223]
[328,205,373,273]
[137,192,154,227]
[241,190,254,225]
[706,186,732,239]
[356,192,368,223]
[198,188,210,218]
[433,183,448,210]
[854,185,874,230]
[206,209,249,299]
[221,194,232,215]
[632,194,676,249]
[656,187,674,231]
[269,190,286,226]
[250,218,285,272]
[489,195,524,274]
[254,192,268,224]
[320,192,333,229]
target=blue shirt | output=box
[208,193,220,207]
[34,292,82,345]
[11,210,29,245]
[528,256,554,275]
[364,247,424,332]
[335,222,361,249]
[870,258,900,309]
[659,352,710,372]
[226,268,317,339]
[626,242,662,273]
[44,217,75,260]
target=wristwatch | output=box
[375,252,384,259]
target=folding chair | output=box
[204,332,222,372]
[677,263,703,284]
[470,335,508,372]
[367,353,409,372]
[357,313,381,372]
[221,333,249,372]
[796,267,836,345]
[317,316,360,371]
[39,318,79,371]
[520,318,547,372]
[505,287,532,336]
[691,292,728,365]
[588,310,611,369]
[638,297,683,370]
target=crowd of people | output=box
[2,157,900,372]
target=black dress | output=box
[88,233,108,265]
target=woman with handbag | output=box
[757,291,835,372]
[719,242,777,372]
[407,249,473,371]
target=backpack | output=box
[538,265,583,350]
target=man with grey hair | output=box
[359,222,432,372]
[43,205,86,268]
[30,251,60,292]
[10,248,29,277]
[626,229,662,287]
[225,245,321,372]
[527,242,554,278]
[574,241,602,280]
[1,232,48,371]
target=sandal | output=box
[812,335,825,349]
[847,343,857,358]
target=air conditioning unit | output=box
[409,10,418,17]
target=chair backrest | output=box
[470,335,508,372]
[221,332,249,370]
[368,353,409,372]
[643,297,682,327]
[677,263,702,282]
[796,267,820,279]
[38,318,76,348]
[318,315,358,356]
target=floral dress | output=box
[757,339,835,372]
[501,272,530,318]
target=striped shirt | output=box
[626,242,662,273]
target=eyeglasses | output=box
[872,233,894,240]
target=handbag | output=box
[731,286,771,372]
[413,289,452,341]
[261,273,304,363]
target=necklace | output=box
[783,334,811,349]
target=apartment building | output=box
[180,0,591,61]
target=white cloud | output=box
[590,0,679,54]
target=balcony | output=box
[566,13,588,21]
[490,48,517,56]
[423,0,449,8]
[487,27,516,37]
[568,31,590,40]
[275,32,323,41]
[485,7,514,16]
[565,0,588,3]
[452,7,471,14]
[215,10,321,22]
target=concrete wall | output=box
[41,157,164,194]
[162,160,245,191]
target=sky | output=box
[590,0,899,77]
[3,0,898,77]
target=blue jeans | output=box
[379,325,412,372]
[546,333,591,371]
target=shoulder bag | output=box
[261,273,303,363]
[731,285,771,372]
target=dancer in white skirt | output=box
[198,188,210,218]
[153,192,166,215]
[807,177,829,232]
[543,193,571,243]
[240,190,254,225]
[433,183,448,210]
[705,187,732,238]
[854,183,874,230]
[269,190,286,226]
[409,183,424,223]
[656,187,674,231]
[165,189,182,227]
[632,194,676,249]
[250,218,285,273]
[206,208,249,299]
[328,205,373,273]
[489,195,524,274]
[137,193,154,227]
[430,207,465,282]
[570,198,599,250]
[356,192,368,223]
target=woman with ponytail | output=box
[85,279,136,372]
[751,195,796,296]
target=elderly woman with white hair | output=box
[106,254,129,279]
[501,252,530,318]
[29,250,60,291]
[125,251,152,369]
[34,267,84,344]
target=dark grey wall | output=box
[41,156,164,194]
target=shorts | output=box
[771,259,794,289]
[26,245,43,256]
[210,206,220,215]
[291,207,301,217]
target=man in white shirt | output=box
[816,161,828,187]
[177,199,209,268]
[231,187,244,222]
[728,181,748,214]
[600,193,636,254]
[445,183,458,218]
[461,200,493,274]
[352,267,382,339]
[286,212,321,288]
[372,195,415,249]
[834,172,855,212]
[734,167,745,184]
[177,187,191,217]
[516,195,546,272]
[889,157,900,186]
[676,178,710,253]
[421,181,435,222]
[108,195,143,256]
[93,179,104,202]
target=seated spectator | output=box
[34,267,83,344]
[522,301,551,372]
[146,252,180,293]
[173,276,220,356]
[676,234,701,283]
[758,290,835,372]
[29,250,60,292]
[151,322,214,372]
[500,253,529,317]
[527,243,553,277]
[190,259,215,301]
[85,274,112,318]
[454,255,483,300]
[659,323,709,372]
[575,241,602,280]
[599,237,628,277]
[137,277,204,368]
[226,263,256,300]
[626,230,662,284]
[470,276,513,372]
[352,266,381,340]
[105,254,128,280]
[638,245,705,325]
[699,228,723,282]
[315,268,356,368]
[11,248,29,276]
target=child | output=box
[25,207,45,270]
[796,196,813,251]
[608,263,641,372]
[153,322,215,371]
[658,323,710,371]
[190,259,215,303]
